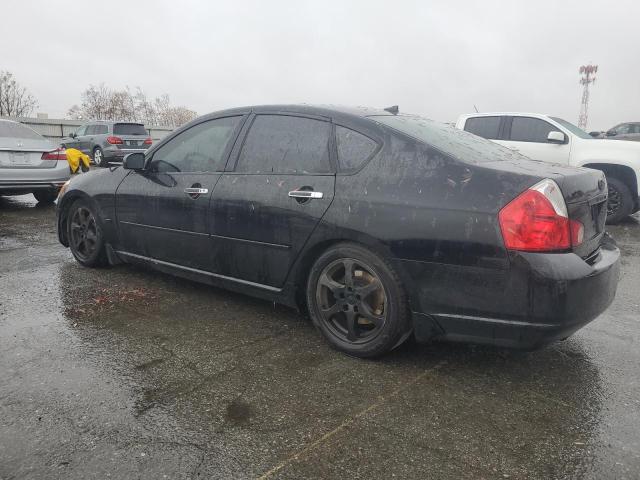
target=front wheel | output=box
[306,243,412,358]
[605,177,633,224]
[67,199,108,267]
[93,147,105,167]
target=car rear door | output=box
[208,113,336,288]
[115,115,246,268]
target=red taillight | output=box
[41,147,67,161]
[498,179,584,252]
[143,137,152,145]
[107,136,123,144]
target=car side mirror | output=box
[547,131,566,144]
[606,130,617,137]
[123,152,146,170]
[588,131,601,138]
[69,132,77,138]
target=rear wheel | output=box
[93,147,105,167]
[306,243,411,358]
[33,189,58,204]
[67,199,107,267]
[605,176,633,224]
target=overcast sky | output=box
[2,0,638,130]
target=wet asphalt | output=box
[0,194,639,480]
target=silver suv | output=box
[62,121,152,167]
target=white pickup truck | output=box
[455,113,640,223]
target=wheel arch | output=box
[582,163,638,206]
[289,236,415,314]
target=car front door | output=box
[209,113,336,289]
[66,125,87,151]
[500,116,571,164]
[114,115,246,269]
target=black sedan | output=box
[56,105,620,357]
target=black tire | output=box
[33,189,58,204]
[93,147,105,167]
[66,199,108,267]
[605,176,633,224]
[306,243,412,358]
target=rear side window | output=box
[0,121,42,140]
[464,116,501,139]
[509,117,557,143]
[236,115,331,174]
[336,126,377,171]
[114,123,147,135]
[151,116,241,173]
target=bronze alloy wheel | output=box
[69,206,99,262]
[315,257,387,344]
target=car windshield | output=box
[550,117,592,139]
[113,123,148,135]
[370,114,521,164]
[0,121,43,140]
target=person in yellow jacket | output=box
[65,148,91,174]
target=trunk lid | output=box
[556,167,608,260]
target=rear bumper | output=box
[404,236,620,349]
[0,161,69,193]
[103,147,148,160]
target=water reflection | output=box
[57,259,605,478]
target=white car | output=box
[0,119,69,203]
[455,113,640,223]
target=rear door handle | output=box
[288,190,323,199]
[184,187,208,195]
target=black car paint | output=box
[57,105,620,349]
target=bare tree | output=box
[0,71,38,117]
[68,84,197,127]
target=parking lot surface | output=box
[1,194,639,479]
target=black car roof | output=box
[204,104,396,121]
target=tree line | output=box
[0,70,198,127]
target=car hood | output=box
[574,137,640,162]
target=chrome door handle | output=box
[288,190,323,199]
[184,187,208,195]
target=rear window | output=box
[463,116,501,139]
[370,115,520,164]
[0,121,43,140]
[336,125,378,171]
[114,123,147,135]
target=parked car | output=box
[603,122,640,142]
[62,121,153,167]
[0,119,69,203]
[56,105,620,357]
[455,113,640,224]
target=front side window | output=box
[150,116,241,173]
[236,115,331,174]
[85,125,97,135]
[632,124,640,134]
[75,125,87,136]
[509,117,557,143]
[615,124,631,135]
[336,125,378,171]
[463,116,501,140]
[95,124,108,135]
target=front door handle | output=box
[288,190,323,199]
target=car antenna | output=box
[473,104,479,113]
[384,105,399,115]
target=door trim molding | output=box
[115,250,283,293]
